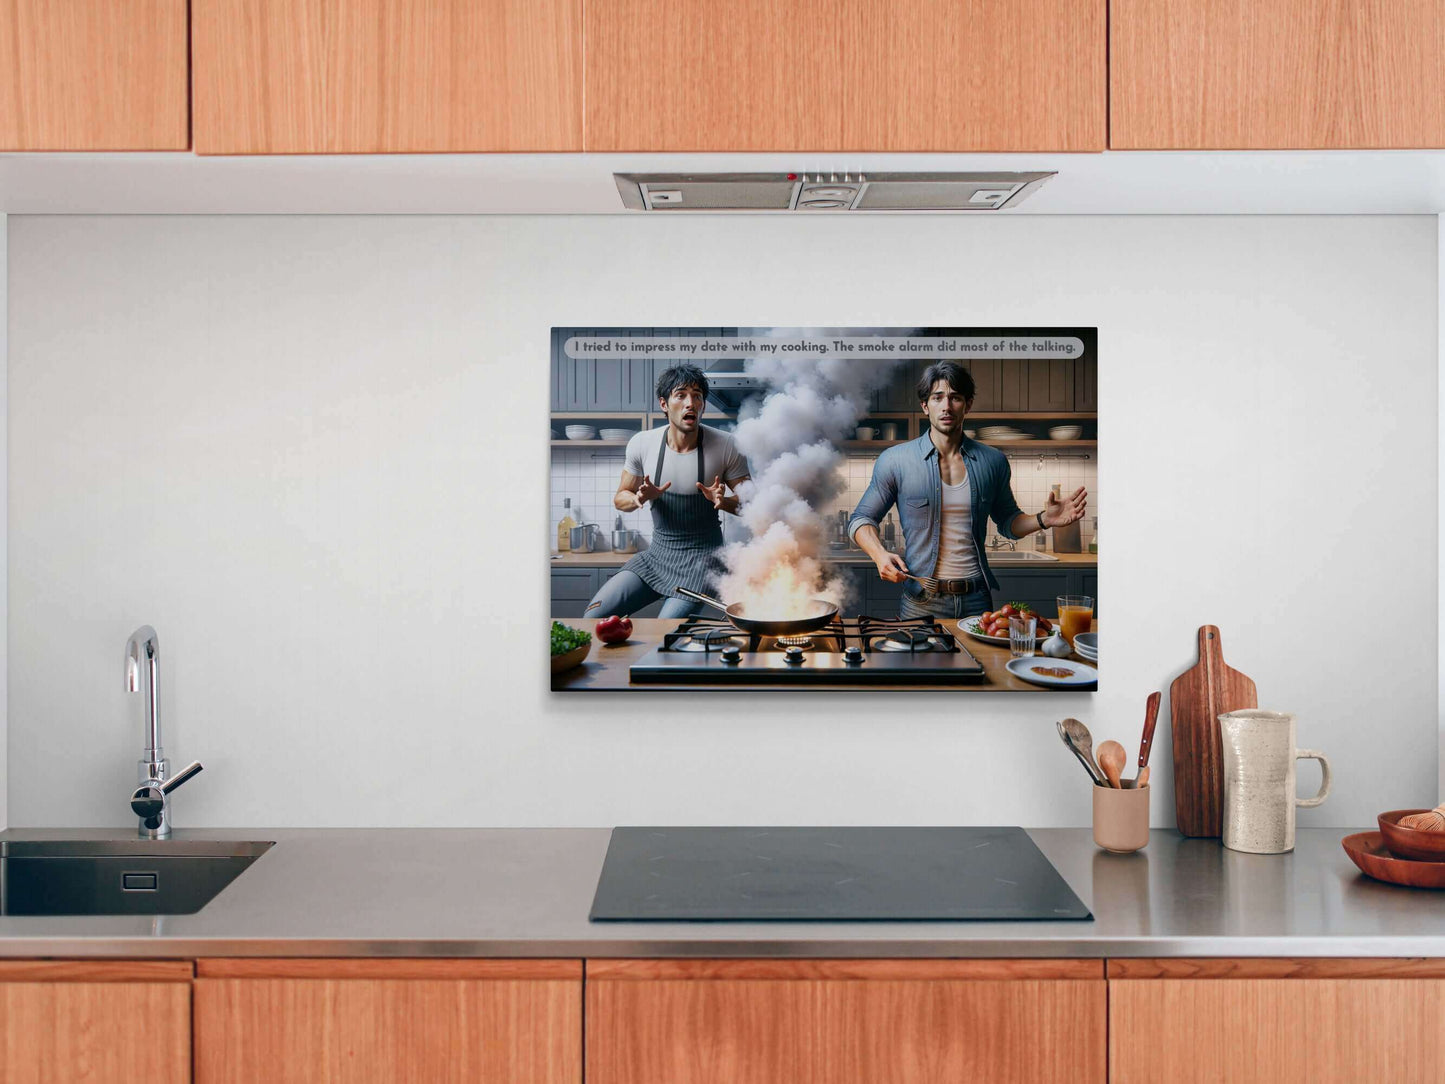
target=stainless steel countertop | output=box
[0,826,1438,958]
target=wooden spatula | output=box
[1170,625,1257,838]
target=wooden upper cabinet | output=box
[192,0,584,154]
[584,0,1106,151]
[0,0,188,150]
[1111,0,1445,149]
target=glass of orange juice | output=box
[1056,595,1094,647]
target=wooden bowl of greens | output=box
[550,621,593,674]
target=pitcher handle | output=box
[1295,749,1332,808]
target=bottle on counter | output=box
[1088,517,1099,554]
[557,497,577,552]
[882,514,896,549]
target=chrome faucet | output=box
[125,625,202,838]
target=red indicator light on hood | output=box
[787,173,797,180]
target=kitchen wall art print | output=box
[550,327,1098,692]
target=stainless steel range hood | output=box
[614,171,1054,212]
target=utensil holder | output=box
[1093,784,1150,854]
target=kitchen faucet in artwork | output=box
[849,362,1088,620]
[584,365,751,619]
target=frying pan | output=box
[675,586,838,636]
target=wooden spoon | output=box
[1059,718,1105,786]
[1097,740,1127,789]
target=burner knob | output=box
[783,645,806,666]
[843,646,865,665]
[720,645,742,665]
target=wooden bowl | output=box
[1343,832,1445,889]
[550,641,592,674]
[1377,809,1445,862]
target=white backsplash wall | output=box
[552,449,1098,554]
[5,214,1438,829]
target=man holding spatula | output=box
[848,361,1088,620]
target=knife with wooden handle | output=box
[1138,691,1161,771]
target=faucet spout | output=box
[126,625,161,761]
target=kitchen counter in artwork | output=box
[0,828,1437,958]
[552,619,1093,692]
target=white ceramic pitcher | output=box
[1218,710,1331,854]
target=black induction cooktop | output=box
[589,826,1091,922]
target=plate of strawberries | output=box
[962,603,1054,645]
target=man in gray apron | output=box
[584,365,751,620]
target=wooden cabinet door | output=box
[585,0,1105,151]
[0,0,188,150]
[1074,357,1097,412]
[587,959,1106,1084]
[192,0,583,153]
[0,961,192,1083]
[195,959,581,1084]
[1111,0,1445,148]
[1110,959,1445,1083]
[1026,360,1076,412]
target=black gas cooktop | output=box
[590,826,1092,921]
[628,615,986,685]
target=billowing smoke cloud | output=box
[715,330,911,612]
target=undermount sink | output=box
[0,839,273,916]
[984,549,1060,563]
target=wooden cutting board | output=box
[1170,625,1258,838]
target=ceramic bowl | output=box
[1377,810,1445,862]
[550,640,593,674]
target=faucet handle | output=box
[162,760,203,794]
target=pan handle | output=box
[674,586,732,615]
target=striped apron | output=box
[621,427,726,599]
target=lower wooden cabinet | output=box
[1110,959,1445,1083]
[585,959,1106,1084]
[194,959,582,1084]
[0,960,192,1084]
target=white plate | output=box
[1075,648,1098,663]
[599,429,635,441]
[960,616,1051,646]
[1073,632,1097,654]
[1006,657,1098,688]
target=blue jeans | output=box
[584,570,704,620]
[898,584,993,621]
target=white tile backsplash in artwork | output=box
[553,445,1099,552]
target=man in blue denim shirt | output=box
[848,361,1088,620]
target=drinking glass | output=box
[1008,614,1038,658]
[1056,595,1094,646]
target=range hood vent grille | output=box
[614,171,1054,212]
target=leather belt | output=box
[933,578,981,596]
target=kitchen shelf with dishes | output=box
[550,413,648,447]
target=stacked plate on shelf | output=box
[977,425,1028,441]
[1049,425,1084,440]
[564,425,598,441]
[599,428,635,442]
[1073,631,1098,662]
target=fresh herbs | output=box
[550,620,592,657]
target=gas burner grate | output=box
[660,614,960,655]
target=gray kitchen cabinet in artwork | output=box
[989,567,1094,617]
[553,328,655,411]
[551,567,663,618]
[965,359,1029,411]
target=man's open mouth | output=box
[683,412,697,422]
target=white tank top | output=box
[935,475,981,579]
